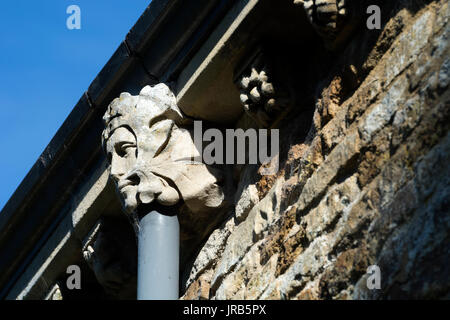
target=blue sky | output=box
[0,1,152,211]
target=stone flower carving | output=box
[295,0,360,50]
[237,52,290,128]
[102,84,229,240]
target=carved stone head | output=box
[294,0,362,50]
[102,84,228,232]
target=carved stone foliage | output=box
[294,0,361,50]
[236,51,291,128]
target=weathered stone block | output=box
[212,180,283,290]
[296,129,361,213]
[303,175,360,242]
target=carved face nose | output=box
[107,127,138,184]
[110,150,140,190]
[110,155,123,182]
[110,153,131,183]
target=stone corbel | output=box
[234,49,292,129]
[82,218,137,299]
[294,0,362,50]
[101,83,234,263]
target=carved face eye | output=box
[105,127,138,173]
[115,142,137,158]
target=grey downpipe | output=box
[137,211,179,300]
